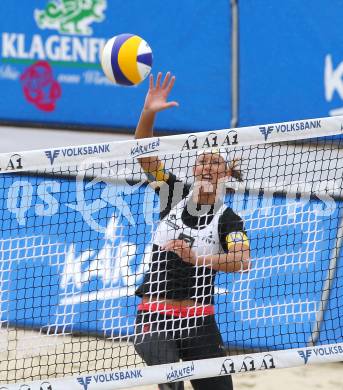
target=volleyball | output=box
[101,33,153,86]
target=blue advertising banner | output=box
[1,173,342,348]
[0,0,231,132]
[239,0,343,127]
[218,193,343,349]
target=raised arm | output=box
[162,214,251,273]
[162,239,250,273]
[135,72,178,176]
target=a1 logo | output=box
[5,154,23,171]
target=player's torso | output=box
[153,193,226,257]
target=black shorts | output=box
[134,311,233,390]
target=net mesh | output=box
[0,129,343,384]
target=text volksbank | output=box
[78,370,143,388]
[93,370,142,382]
[298,345,343,364]
[45,144,110,165]
[259,120,321,141]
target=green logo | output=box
[34,0,107,36]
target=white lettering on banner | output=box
[57,73,81,84]
[30,34,45,59]
[1,33,105,63]
[325,54,343,101]
[2,32,16,57]
[66,160,152,233]
[59,216,150,304]
[35,181,60,217]
[325,55,343,116]
[6,181,33,226]
[0,65,19,80]
[45,35,60,61]
[5,164,154,233]
[83,70,113,85]
[6,180,61,225]
[17,34,28,59]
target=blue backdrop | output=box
[239,0,343,126]
[1,174,342,349]
[0,0,231,132]
[1,1,343,132]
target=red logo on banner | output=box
[20,61,61,112]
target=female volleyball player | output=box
[134,72,250,390]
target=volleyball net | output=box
[1,116,343,389]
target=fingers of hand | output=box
[166,76,176,93]
[161,72,171,89]
[156,72,162,88]
[162,239,185,251]
[172,239,188,249]
[161,240,177,251]
[151,72,175,91]
[149,74,153,89]
[161,240,195,263]
[165,101,179,108]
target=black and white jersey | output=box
[136,169,248,304]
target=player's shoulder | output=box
[152,170,188,191]
[156,171,190,193]
[218,206,244,231]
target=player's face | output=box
[193,153,229,187]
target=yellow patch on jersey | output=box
[153,163,170,182]
[226,231,250,249]
[143,162,170,182]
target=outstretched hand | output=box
[162,239,197,265]
[143,72,179,113]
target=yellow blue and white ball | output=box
[101,34,153,86]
